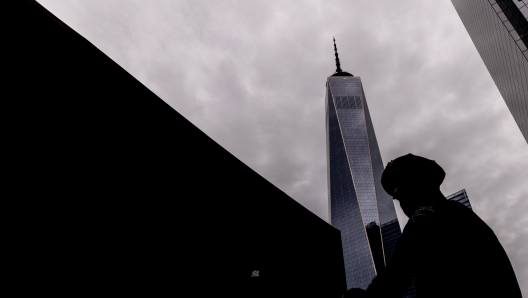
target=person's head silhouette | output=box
[381,154,446,218]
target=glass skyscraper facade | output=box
[451,0,528,143]
[326,74,400,289]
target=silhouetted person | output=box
[343,154,522,298]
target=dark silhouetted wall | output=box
[8,2,346,297]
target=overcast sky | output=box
[38,0,527,294]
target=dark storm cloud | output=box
[39,0,527,294]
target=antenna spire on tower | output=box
[331,37,353,76]
[333,37,343,73]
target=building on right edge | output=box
[451,0,528,143]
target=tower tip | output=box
[333,37,342,73]
[331,37,353,77]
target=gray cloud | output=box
[38,0,528,294]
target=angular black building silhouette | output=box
[8,2,346,297]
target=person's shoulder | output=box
[444,200,472,213]
[441,200,478,220]
[429,200,473,227]
[442,200,496,234]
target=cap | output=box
[381,153,445,197]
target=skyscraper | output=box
[326,38,401,289]
[451,0,528,143]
